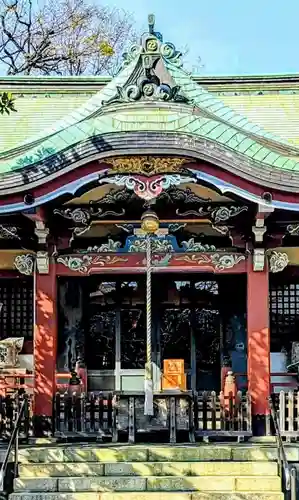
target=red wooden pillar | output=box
[33,261,57,428]
[247,258,270,432]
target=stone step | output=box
[18,461,278,478]
[17,445,286,464]
[9,492,285,500]
[14,475,282,493]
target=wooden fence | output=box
[194,391,252,442]
[273,391,299,440]
[53,392,114,439]
[6,389,299,442]
[52,391,252,442]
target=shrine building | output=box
[0,16,299,435]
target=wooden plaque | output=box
[162,359,186,390]
[163,359,184,375]
[162,373,186,391]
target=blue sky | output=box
[109,0,299,76]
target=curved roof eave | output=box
[1,129,299,196]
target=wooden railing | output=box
[273,391,299,440]
[52,391,252,443]
[4,387,299,443]
[0,374,34,395]
[0,371,88,395]
[53,392,114,439]
[194,391,252,442]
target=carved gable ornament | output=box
[269,251,289,273]
[101,157,195,201]
[102,15,189,106]
[107,156,189,176]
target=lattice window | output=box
[270,283,299,350]
[0,280,33,339]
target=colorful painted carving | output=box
[128,237,174,253]
[151,254,173,266]
[269,251,289,273]
[77,235,217,254]
[168,223,187,233]
[287,224,299,236]
[100,174,196,200]
[57,255,128,274]
[56,252,246,274]
[108,157,188,176]
[54,206,125,224]
[177,205,248,223]
[85,240,122,253]
[14,254,34,275]
[212,225,229,235]
[0,225,19,239]
[174,253,246,271]
[181,238,216,252]
[158,186,211,204]
[100,189,135,204]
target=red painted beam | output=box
[55,252,247,276]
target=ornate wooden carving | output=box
[107,156,188,176]
[56,252,246,274]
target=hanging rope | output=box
[146,233,152,371]
[144,233,154,415]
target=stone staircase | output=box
[9,444,285,500]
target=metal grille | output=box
[0,280,33,339]
[270,283,299,349]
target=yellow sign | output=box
[162,359,186,391]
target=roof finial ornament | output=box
[147,13,163,42]
[148,13,155,34]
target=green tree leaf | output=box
[0,92,17,115]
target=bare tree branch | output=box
[0,0,137,75]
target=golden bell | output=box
[141,210,160,234]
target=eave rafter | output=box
[48,162,252,251]
[1,133,299,197]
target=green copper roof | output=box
[3,79,299,152]
[1,104,298,174]
[1,18,299,179]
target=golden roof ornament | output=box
[108,156,188,176]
